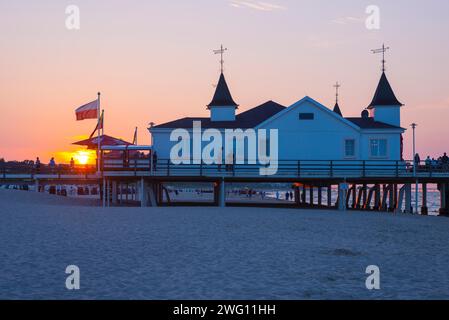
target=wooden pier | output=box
[2,154,449,216]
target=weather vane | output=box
[333,81,341,104]
[371,44,390,72]
[213,45,228,74]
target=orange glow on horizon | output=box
[56,150,96,165]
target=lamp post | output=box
[149,122,155,175]
[411,123,418,214]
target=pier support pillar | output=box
[338,183,348,211]
[374,184,381,211]
[35,179,39,193]
[112,181,118,205]
[294,187,301,207]
[438,183,449,216]
[301,185,306,204]
[388,184,395,212]
[421,183,428,215]
[102,178,106,207]
[327,185,332,207]
[404,183,413,214]
[357,185,366,209]
[393,184,398,212]
[140,178,149,207]
[318,187,322,206]
[351,184,357,209]
[381,185,388,211]
[309,186,314,206]
[218,179,226,207]
[362,184,367,208]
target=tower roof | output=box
[368,72,403,109]
[207,73,238,108]
[333,102,343,116]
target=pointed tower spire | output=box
[332,81,343,116]
[208,46,238,122]
[367,72,403,109]
[367,45,403,127]
[207,73,238,109]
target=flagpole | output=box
[97,92,101,174]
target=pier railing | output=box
[100,158,449,178]
[2,159,449,180]
[0,163,97,179]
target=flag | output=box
[89,111,104,139]
[75,100,98,120]
[133,127,138,145]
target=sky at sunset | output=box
[1,0,449,163]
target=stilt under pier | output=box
[421,183,428,215]
[438,183,449,216]
[338,183,348,211]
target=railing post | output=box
[200,161,203,176]
[297,160,301,177]
[330,161,333,177]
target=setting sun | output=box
[72,150,95,165]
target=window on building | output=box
[345,139,356,158]
[370,139,388,157]
[299,113,314,120]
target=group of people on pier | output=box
[414,152,449,171]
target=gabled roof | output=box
[346,117,403,130]
[152,101,285,129]
[207,73,238,108]
[256,96,361,131]
[368,72,403,109]
[333,102,343,116]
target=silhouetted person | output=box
[414,153,421,167]
[425,156,431,168]
[49,157,56,173]
[442,152,449,164]
[35,157,41,174]
[152,151,158,171]
[70,157,75,172]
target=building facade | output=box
[149,68,405,164]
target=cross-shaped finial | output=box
[333,81,341,104]
[213,45,228,74]
[371,44,390,72]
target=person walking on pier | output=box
[425,156,432,169]
[442,152,449,171]
[414,153,421,170]
[35,157,41,174]
[152,151,158,171]
[49,157,56,174]
[70,157,75,173]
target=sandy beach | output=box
[0,189,448,300]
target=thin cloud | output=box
[331,16,364,25]
[229,0,286,12]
